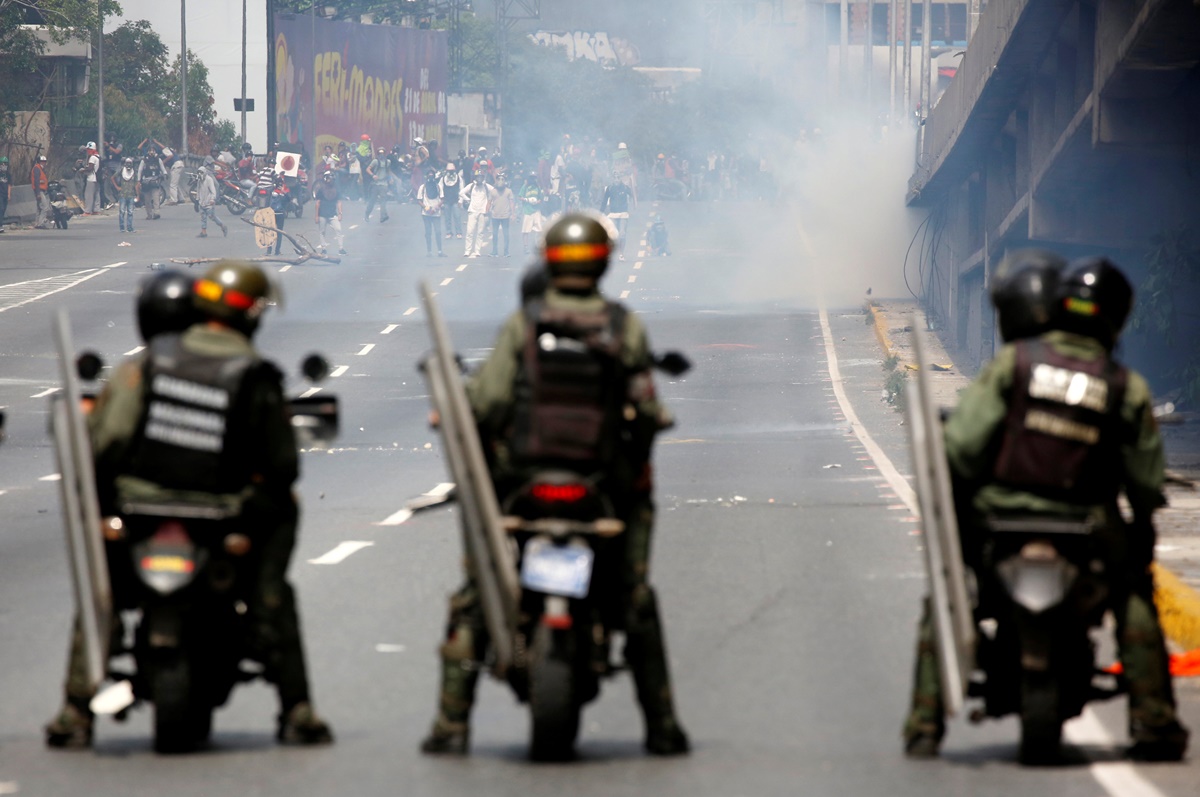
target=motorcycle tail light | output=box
[531,483,588,503]
[102,516,125,541]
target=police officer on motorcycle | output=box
[45,262,333,748]
[420,212,690,757]
[902,253,1189,762]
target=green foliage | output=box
[884,369,907,412]
[274,0,442,24]
[883,353,899,371]
[0,0,122,137]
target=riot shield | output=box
[51,309,112,694]
[905,321,975,716]
[253,207,278,250]
[418,282,520,676]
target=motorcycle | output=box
[219,175,254,216]
[498,352,691,761]
[967,516,1118,763]
[84,355,338,753]
[47,180,73,229]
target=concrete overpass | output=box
[906,0,1200,373]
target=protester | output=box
[601,178,635,261]
[313,171,346,256]
[440,163,463,239]
[518,171,545,255]
[0,156,10,232]
[110,157,138,234]
[31,155,51,229]
[416,171,446,257]
[82,142,101,214]
[196,158,228,238]
[487,175,515,258]
[460,170,496,258]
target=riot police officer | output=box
[420,213,690,757]
[902,254,1189,762]
[136,148,166,220]
[46,262,333,748]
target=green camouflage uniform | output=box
[59,324,315,717]
[904,330,1180,744]
[428,287,686,746]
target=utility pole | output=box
[839,0,848,97]
[97,1,104,154]
[902,0,912,119]
[920,0,931,119]
[865,0,874,107]
[968,0,981,40]
[240,0,247,144]
[888,0,897,123]
[181,0,189,156]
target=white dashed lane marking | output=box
[381,324,398,335]
[440,277,453,286]
[124,346,145,356]
[357,344,375,356]
[308,541,374,565]
[279,265,293,273]
[30,387,60,399]
[330,365,349,378]
[39,474,62,482]
[404,307,418,316]
[299,387,322,399]
[456,264,467,272]
[378,482,454,526]
[619,290,630,299]
[627,275,637,283]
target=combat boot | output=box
[277,702,334,745]
[420,716,470,755]
[1129,718,1189,762]
[645,713,690,756]
[45,700,93,749]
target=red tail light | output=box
[531,483,588,503]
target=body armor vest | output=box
[510,299,628,468]
[141,161,162,182]
[127,334,256,493]
[992,339,1128,504]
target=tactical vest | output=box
[142,161,162,181]
[510,300,628,468]
[127,334,256,493]
[992,339,1128,505]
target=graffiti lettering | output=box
[529,30,641,67]
[313,50,405,137]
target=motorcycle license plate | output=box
[520,538,594,598]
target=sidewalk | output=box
[868,298,1200,653]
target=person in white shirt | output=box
[83,142,101,214]
[416,172,446,257]
[486,175,515,257]
[460,171,497,258]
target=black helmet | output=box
[136,270,199,342]
[1056,256,1133,349]
[989,249,1067,342]
[541,213,613,289]
[519,263,549,304]
[242,142,253,153]
[192,260,275,336]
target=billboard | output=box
[273,16,448,157]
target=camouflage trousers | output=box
[432,498,682,728]
[903,582,1179,740]
[62,505,314,715]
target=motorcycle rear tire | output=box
[224,199,247,217]
[152,653,210,753]
[528,625,580,762]
[1018,672,1062,765]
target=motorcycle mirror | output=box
[76,351,104,381]
[301,353,331,383]
[654,351,691,377]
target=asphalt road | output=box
[0,197,1195,796]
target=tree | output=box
[0,0,122,137]
[274,0,444,25]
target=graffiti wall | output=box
[529,30,641,67]
[273,16,448,156]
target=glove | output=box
[193,200,200,213]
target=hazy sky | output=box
[110,0,270,148]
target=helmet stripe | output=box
[545,243,610,263]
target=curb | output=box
[862,305,1200,657]
[868,304,897,361]
[1153,563,1200,652]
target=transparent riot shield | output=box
[906,322,975,716]
[51,309,112,694]
[418,282,520,676]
